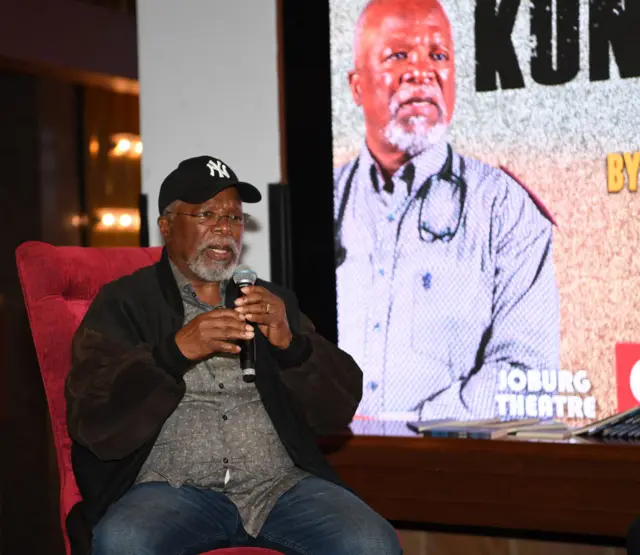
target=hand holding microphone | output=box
[173,266,291,382]
[174,268,259,364]
[233,266,293,351]
[232,265,293,382]
[174,309,254,360]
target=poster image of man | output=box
[334,0,561,421]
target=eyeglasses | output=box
[166,211,250,227]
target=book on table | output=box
[407,418,542,439]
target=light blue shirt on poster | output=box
[334,139,560,423]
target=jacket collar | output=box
[156,247,183,318]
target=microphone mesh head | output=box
[233,265,257,287]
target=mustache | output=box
[197,236,239,257]
[389,85,444,117]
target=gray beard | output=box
[383,117,448,157]
[186,245,240,282]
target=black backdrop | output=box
[280,0,338,343]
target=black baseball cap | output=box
[158,155,262,214]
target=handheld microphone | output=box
[232,265,258,383]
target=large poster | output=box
[330,0,640,428]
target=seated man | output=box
[65,156,402,555]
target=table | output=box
[320,430,640,544]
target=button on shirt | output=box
[334,139,560,421]
[135,262,309,537]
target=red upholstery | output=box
[15,241,282,555]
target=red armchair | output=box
[16,241,282,555]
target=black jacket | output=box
[64,249,363,555]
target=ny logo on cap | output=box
[206,159,230,179]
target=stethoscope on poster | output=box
[334,144,467,268]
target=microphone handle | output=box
[240,337,256,383]
[237,279,256,383]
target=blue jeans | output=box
[92,477,402,555]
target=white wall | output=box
[136,0,280,279]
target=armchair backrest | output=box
[15,241,162,554]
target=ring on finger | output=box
[266,303,271,314]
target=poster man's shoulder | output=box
[457,151,557,228]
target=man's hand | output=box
[174,309,254,360]
[234,286,293,349]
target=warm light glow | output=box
[70,214,89,228]
[110,133,143,159]
[115,139,131,155]
[89,137,99,156]
[94,208,141,233]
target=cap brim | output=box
[234,182,262,203]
